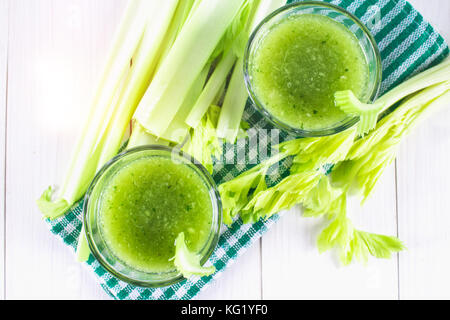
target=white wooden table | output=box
[1,0,450,300]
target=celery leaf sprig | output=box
[219,59,450,265]
[183,105,223,174]
[219,128,357,224]
[333,81,450,201]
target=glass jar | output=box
[244,1,382,137]
[83,145,222,288]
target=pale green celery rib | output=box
[217,58,247,142]
[76,225,91,262]
[347,82,450,161]
[74,1,180,262]
[127,122,171,149]
[153,0,197,73]
[380,81,450,131]
[216,0,288,143]
[348,58,450,116]
[36,186,71,220]
[133,0,245,138]
[400,82,450,136]
[159,64,211,144]
[336,58,450,135]
[186,50,237,128]
[378,58,450,110]
[95,0,180,170]
[37,1,150,220]
[60,1,153,206]
[125,0,198,149]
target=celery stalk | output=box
[154,0,197,71]
[133,0,246,138]
[74,1,180,261]
[127,122,171,149]
[216,58,246,142]
[335,58,450,135]
[38,0,153,219]
[173,232,216,278]
[61,1,154,205]
[217,0,287,142]
[186,50,237,128]
[126,0,199,149]
[185,0,263,129]
[76,225,90,262]
[159,64,211,144]
[96,0,179,168]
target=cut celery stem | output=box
[58,0,146,203]
[174,232,216,278]
[335,58,450,135]
[376,58,450,111]
[160,64,211,144]
[154,0,197,73]
[74,1,180,262]
[217,0,287,143]
[38,0,150,220]
[96,0,179,169]
[127,122,171,149]
[76,225,90,262]
[133,0,246,138]
[392,81,450,135]
[126,0,199,148]
[186,50,237,128]
[217,58,247,142]
[61,1,154,206]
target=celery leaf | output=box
[173,232,216,278]
[37,186,71,220]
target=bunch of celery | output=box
[129,0,287,170]
[131,0,287,148]
[219,59,450,264]
[38,0,289,270]
[38,0,180,219]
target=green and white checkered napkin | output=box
[47,0,449,300]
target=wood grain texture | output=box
[5,0,127,299]
[0,0,8,301]
[396,0,450,300]
[261,166,399,300]
[397,111,450,299]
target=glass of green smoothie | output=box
[83,145,222,287]
[244,1,382,137]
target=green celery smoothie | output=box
[250,14,369,130]
[98,156,213,273]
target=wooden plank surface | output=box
[1,0,450,300]
[396,0,450,300]
[0,0,8,301]
[4,0,127,299]
[261,166,399,299]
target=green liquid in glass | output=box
[251,14,369,130]
[99,157,213,273]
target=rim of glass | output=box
[243,1,382,137]
[83,145,222,288]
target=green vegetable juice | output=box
[251,14,369,130]
[98,156,213,273]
